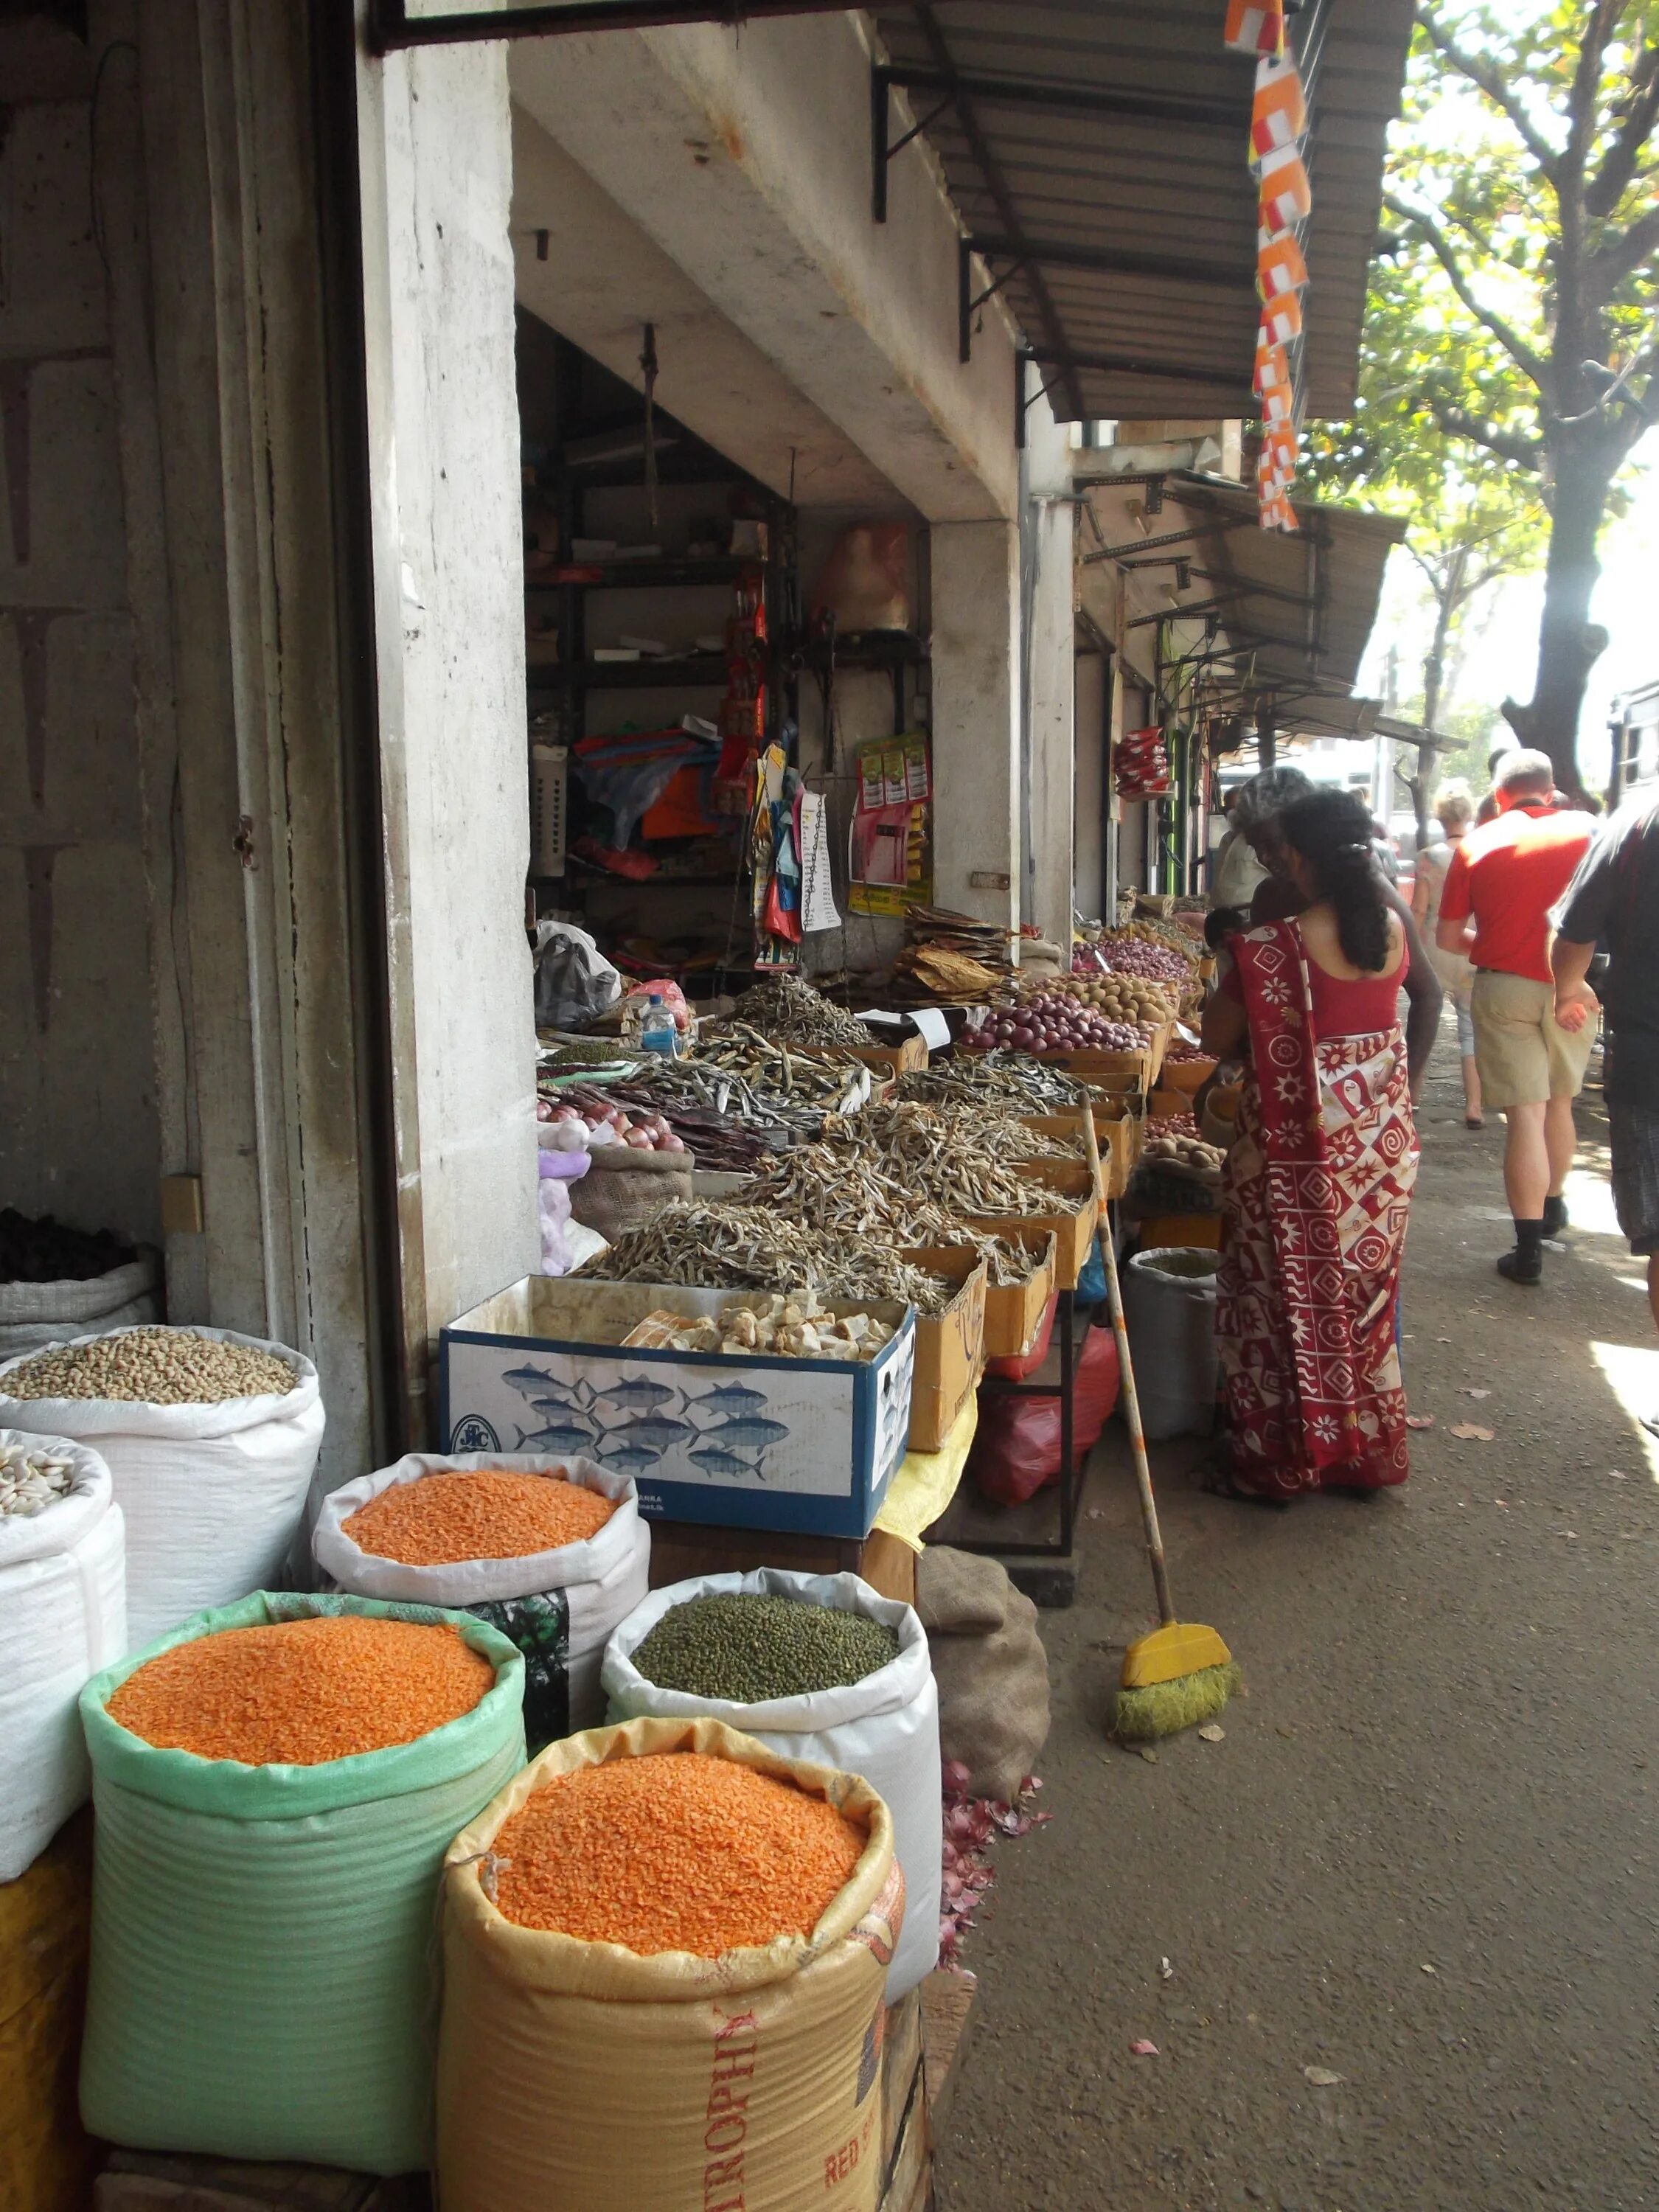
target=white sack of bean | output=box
[0,1433,126,1880]
[602,1566,942,1997]
[313,1453,650,1747]
[0,1326,324,1649]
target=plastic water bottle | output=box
[639,993,678,1057]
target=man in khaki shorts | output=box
[1436,751,1596,1283]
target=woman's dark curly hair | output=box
[1279,787,1392,973]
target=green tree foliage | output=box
[1308,1,1659,795]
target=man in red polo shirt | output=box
[1437,751,1597,1284]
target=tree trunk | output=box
[1421,548,1464,736]
[1502,444,1615,799]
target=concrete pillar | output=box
[356,34,538,1422]
[1023,402,1076,948]
[1074,653,1108,922]
[930,521,1020,934]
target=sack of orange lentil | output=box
[603,1568,941,1998]
[313,1452,650,1747]
[437,1717,902,2212]
[77,1591,526,2175]
[0,1324,325,1649]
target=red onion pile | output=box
[1099,938,1192,984]
[1162,1037,1213,1065]
[535,1099,686,1152]
[966,992,1147,1054]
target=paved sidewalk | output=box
[936,1038,1659,2212]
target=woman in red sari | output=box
[1200,789,1422,1501]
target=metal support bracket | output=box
[960,240,1031,365]
[871,66,956,220]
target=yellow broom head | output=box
[1112,1623,1239,1744]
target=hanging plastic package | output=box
[77,1592,525,2175]
[602,1567,940,1995]
[0,1434,126,1881]
[314,1453,650,1745]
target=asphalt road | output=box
[936,1040,1659,2212]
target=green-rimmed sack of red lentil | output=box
[77,1591,525,2176]
[437,1716,902,2212]
[313,1452,650,1747]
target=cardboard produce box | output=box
[1034,1043,1157,1091]
[905,1230,1057,1363]
[1019,1109,1138,1200]
[960,1160,1097,1291]
[1159,1053,1217,1095]
[441,1278,915,1541]
[905,1251,987,1452]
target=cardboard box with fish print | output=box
[439,1278,917,1540]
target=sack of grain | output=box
[437,1716,900,2212]
[314,1453,650,1745]
[0,1326,325,1647]
[603,1568,939,1996]
[77,1592,525,2174]
[566,1147,693,1242]
[0,1436,126,1881]
[916,1547,1049,1804]
[0,1251,161,1360]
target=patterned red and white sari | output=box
[1216,919,1418,1496]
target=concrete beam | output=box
[510,105,901,512]
[509,15,1019,524]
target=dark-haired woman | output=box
[1200,790,1425,1501]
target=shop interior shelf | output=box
[526,555,766,591]
[527,653,729,690]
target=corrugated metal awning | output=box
[872,0,1413,422]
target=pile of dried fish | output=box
[827,1102,1077,1169]
[582,1032,869,1146]
[571,1203,954,1313]
[624,1291,896,1363]
[738,1149,1044,1285]
[719,975,873,1051]
[695,1026,870,1120]
[895,1053,1087,1111]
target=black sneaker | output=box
[1542,1196,1568,1237]
[1497,1246,1543,1285]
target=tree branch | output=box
[1589,202,1659,294]
[1416,4,1560,174]
[1586,39,1659,217]
[1564,1,1623,195]
[1434,403,1547,472]
[1384,191,1552,387]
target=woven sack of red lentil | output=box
[0,1433,126,1881]
[0,1325,325,1649]
[76,1591,525,2175]
[313,1453,650,1746]
[437,1717,901,2212]
[602,1568,940,1997]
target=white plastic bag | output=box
[0,1433,126,1880]
[0,1326,324,1649]
[603,1567,941,1996]
[0,1253,161,1360]
[313,1453,649,1742]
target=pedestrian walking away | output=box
[1552,791,1659,1425]
[1412,780,1482,1127]
[1436,750,1597,1284]
[1200,790,1425,1503]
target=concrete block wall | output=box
[0,52,160,1245]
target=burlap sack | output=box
[437,1717,902,2212]
[916,1547,1049,1803]
[566,1148,693,1241]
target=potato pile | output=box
[1141,1113,1225,1177]
[1012,970,1176,1026]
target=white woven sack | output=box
[313,1453,649,1737]
[0,1433,127,1880]
[0,1325,324,1650]
[0,1253,161,1358]
[603,1567,942,1997]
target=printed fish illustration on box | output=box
[440,1278,917,1541]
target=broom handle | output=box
[1080,1105,1178,1629]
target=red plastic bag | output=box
[968,1326,1121,1507]
[983,1292,1057,1383]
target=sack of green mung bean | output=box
[0,1326,325,1649]
[602,1568,941,1997]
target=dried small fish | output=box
[896,1052,1088,1112]
[713,975,874,1051]
[571,1203,955,1314]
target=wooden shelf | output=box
[526,555,765,591]
[527,653,728,691]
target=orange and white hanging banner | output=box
[1251,56,1307,161]
[1225,0,1285,58]
[1258,232,1310,299]
[1257,142,1312,235]
[1260,288,1304,347]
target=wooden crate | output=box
[1,1809,97,2212]
[876,1970,978,2212]
[645,1518,918,1607]
[95,2162,427,2212]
